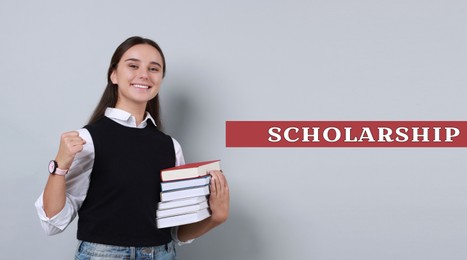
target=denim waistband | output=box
[75,240,176,260]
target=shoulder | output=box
[171,137,182,150]
[171,137,185,166]
[84,117,108,129]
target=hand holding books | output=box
[157,160,230,229]
[207,169,230,225]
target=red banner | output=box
[225,121,467,147]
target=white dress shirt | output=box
[35,108,193,245]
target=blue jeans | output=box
[75,241,177,260]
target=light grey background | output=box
[1,1,467,259]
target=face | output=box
[111,44,164,109]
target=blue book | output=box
[161,175,211,192]
[160,185,210,202]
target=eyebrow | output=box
[124,58,162,68]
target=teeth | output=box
[132,84,149,89]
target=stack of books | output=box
[156,160,221,229]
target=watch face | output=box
[48,160,56,174]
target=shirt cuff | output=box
[34,193,73,235]
[171,226,194,246]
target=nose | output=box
[137,68,148,79]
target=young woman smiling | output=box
[35,36,230,260]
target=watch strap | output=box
[54,167,68,176]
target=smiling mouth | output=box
[131,84,151,89]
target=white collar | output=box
[104,107,157,128]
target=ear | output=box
[110,70,118,84]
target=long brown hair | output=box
[88,36,167,128]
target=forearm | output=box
[43,131,86,217]
[43,173,67,218]
[177,216,224,242]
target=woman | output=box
[35,36,230,260]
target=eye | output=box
[149,67,160,72]
[128,64,138,69]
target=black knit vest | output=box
[77,117,176,246]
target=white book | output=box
[157,208,211,229]
[160,185,210,202]
[158,196,208,210]
[156,201,209,218]
[161,175,211,192]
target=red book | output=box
[161,160,221,181]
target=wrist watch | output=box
[48,160,68,175]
